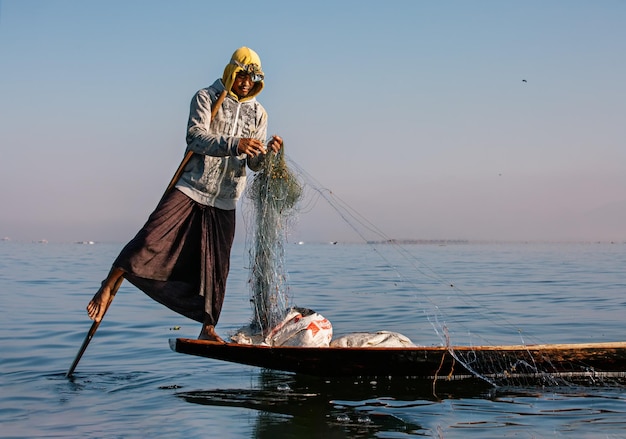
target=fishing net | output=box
[243,144,303,335]
[239,150,624,389]
[279,158,626,389]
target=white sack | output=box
[330,331,415,348]
[265,307,333,347]
[230,307,333,347]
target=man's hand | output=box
[238,135,284,156]
[267,135,283,153]
[238,138,266,157]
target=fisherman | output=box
[86,47,283,341]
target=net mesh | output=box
[241,152,625,389]
[243,145,302,335]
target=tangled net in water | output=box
[244,144,303,335]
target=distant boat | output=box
[1,237,9,241]
[76,241,95,245]
[37,239,48,244]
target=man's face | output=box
[231,71,254,98]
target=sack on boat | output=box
[230,307,333,347]
[265,307,333,347]
[330,331,415,348]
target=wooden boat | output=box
[170,338,626,381]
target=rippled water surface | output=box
[1,241,625,438]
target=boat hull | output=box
[170,339,626,380]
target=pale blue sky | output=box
[1,0,625,243]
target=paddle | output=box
[66,275,124,377]
[65,88,229,378]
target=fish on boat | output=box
[170,338,626,381]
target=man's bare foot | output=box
[198,325,225,343]
[86,285,111,322]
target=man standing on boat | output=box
[86,47,283,342]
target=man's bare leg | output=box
[198,323,225,342]
[86,267,124,322]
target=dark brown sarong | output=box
[113,189,235,325]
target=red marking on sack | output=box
[306,321,320,336]
[306,319,332,336]
[317,318,332,329]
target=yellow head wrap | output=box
[222,47,265,102]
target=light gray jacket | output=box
[176,79,268,210]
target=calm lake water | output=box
[1,240,625,438]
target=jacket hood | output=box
[222,47,264,102]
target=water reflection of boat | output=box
[176,370,434,436]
